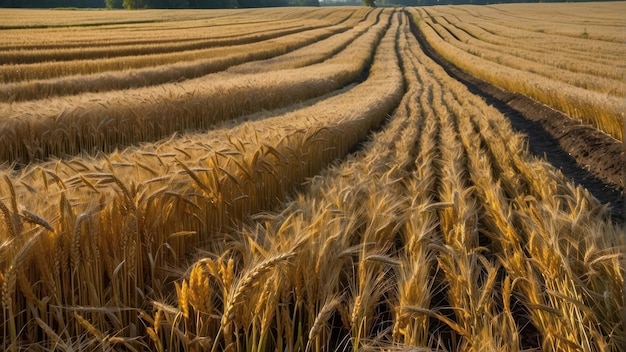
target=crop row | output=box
[153,10,622,351]
[453,2,625,42]
[0,9,376,102]
[0,9,364,65]
[421,8,623,95]
[0,8,237,29]
[0,16,286,50]
[0,9,366,83]
[0,10,387,166]
[0,23,317,65]
[0,9,404,351]
[411,4,625,141]
[0,7,321,32]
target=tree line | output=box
[0,0,103,7]
[110,0,320,8]
[0,0,320,8]
[386,0,613,5]
[0,0,615,9]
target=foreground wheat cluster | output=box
[0,4,624,352]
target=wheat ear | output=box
[220,252,294,333]
[308,294,342,342]
[20,208,54,232]
[0,200,17,238]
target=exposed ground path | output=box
[409,15,624,223]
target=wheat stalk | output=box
[218,252,293,349]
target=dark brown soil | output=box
[410,19,625,223]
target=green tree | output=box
[123,0,141,8]
[105,0,123,8]
[287,0,319,5]
[0,0,104,7]
[238,0,288,7]
[149,0,190,7]
[188,0,236,8]
[362,0,375,6]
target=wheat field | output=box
[0,4,624,352]
[412,3,625,141]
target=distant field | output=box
[414,2,625,141]
[0,8,246,28]
[0,4,623,352]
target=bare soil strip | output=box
[410,18,624,222]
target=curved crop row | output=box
[0,18,354,83]
[411,5,624,141]
[0,23,312,65]
[427,9,623,79]
[0,17,287,50]
[0,10,404,350]
[0,7,341,34]
[152,10,622,351]
[0,8,249,30]
[148,13,411,351]
[460,2,625,42]
[0,9,362,65]
[0,9,376,102]
[158,9,622,351]
[400,18,623,350]
[0,11,390,166]
[422,9,624,97]
[227,9,378,74]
